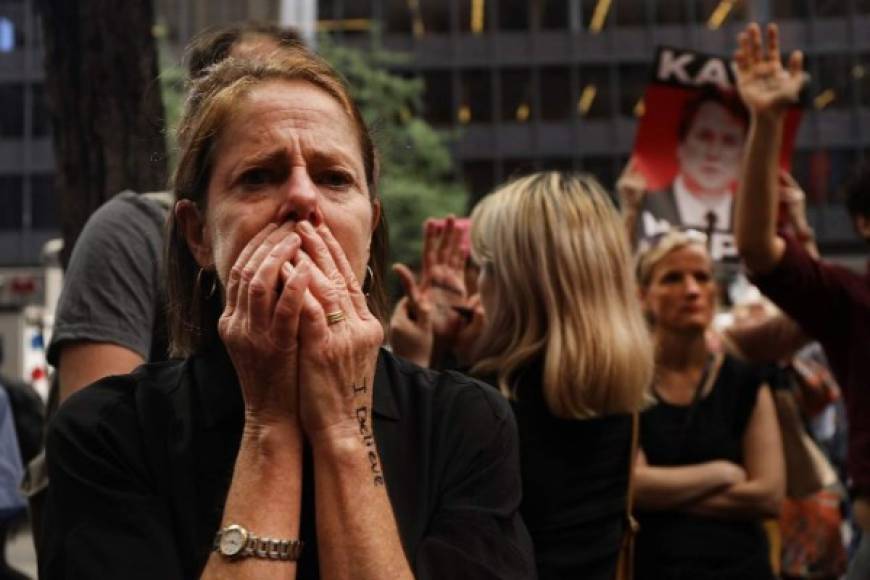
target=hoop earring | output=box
[363,265,374,297]
[197,268,217,300]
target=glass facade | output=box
[322,0,870,254]
[0,0,57,265]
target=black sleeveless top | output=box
[494,361,633,580]
[636,354,774,580]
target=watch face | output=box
[219,526,248,557]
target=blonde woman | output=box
[469,171,654,579]
[633,231,785,580]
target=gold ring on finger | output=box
[326,310,346,326]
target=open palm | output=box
[734,23,807,114]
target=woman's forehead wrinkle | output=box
[222,104,361,170]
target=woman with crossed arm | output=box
[633,230,785,579]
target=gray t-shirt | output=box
[47,191,169,366]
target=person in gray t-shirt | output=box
[47,191,169,404]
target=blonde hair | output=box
[470,172,654,419]
[635,229,709,289]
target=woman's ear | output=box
[175,200,213,268]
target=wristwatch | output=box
[213,524,303,561]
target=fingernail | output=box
[299,221,314,233]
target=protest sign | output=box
[631,46,802,264]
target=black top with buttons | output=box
[39,346,536,580]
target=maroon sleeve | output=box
[750,234,860,346]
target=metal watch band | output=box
[243,534,304,561]
[213,526,303,561]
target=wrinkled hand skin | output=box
[293,220,384,440]
[219,222,308,426]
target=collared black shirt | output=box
[39,346,535,579]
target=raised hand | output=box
[734,23,807,116]
[388,264,434,367]
[393,216,469,342]
[218,222,308,425]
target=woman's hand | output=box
[711,460,748,487]
[294,220,384,446]
[218,222,309,427]
[734,23,807,119]
[389,263,434,367]
[394,216,468,342]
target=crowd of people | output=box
[1,17,865,580]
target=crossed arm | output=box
[634,385,785,520]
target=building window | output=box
[459,0,493,34]
[460,68,493,123]
[654,0,689,25]
[502,158,536,180]
[581,155,617,191]
[462,160,496,202]
[615,2,648,26]
[30,174,57,230]
[813,0,848,18]
[581,0,614,31]
[0,16,15,53]
[814,54,854,110]
[539,158,575,172]
[385,0,412,33]
[577,66,612,120]
[32,83,51,137]
[420,70,454,126]
[772,0,811,19]
[540,67,573,121]
[500,68,533,123]
[419,0,450,34]
[499,0,530,31]
[618,64,650,118]
[0,84,24,137]
[539,0,569,30]
[0,175,23,230]
[695,0,747,26]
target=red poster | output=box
[631,47,802,264]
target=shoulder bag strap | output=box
[616,412,640,580]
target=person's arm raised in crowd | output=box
[684,385,785,519]
[734,22,807,275]
[392,216,468,367]
[633,449,747,511]
[58,344,144,403]
[295,221,413,580]
[617,158,647,251]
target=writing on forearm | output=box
[355,405,385,486]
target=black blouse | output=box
[485,362,633,580]
[38,346,536,579]
[636,354,774,580]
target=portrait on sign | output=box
[630,47,802,263]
